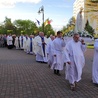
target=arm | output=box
[81,39,86,52]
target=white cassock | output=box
[23,37,27,52]
[36,36,48,62]
[74,12,83,33]
[51,37,65,70]
[19,36,24,49]
[14,37,20,49]
[26,37,34,54]
[65,39,86,84]
[46,39,54,66]
[33,36,40,55]
[7,36,13,46]
[7,35,13,49]
[92,39,98,84]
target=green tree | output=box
[13,19,38,35]
[84,20,94,36]
[3,17,16,34]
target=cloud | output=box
[0,0,41,8]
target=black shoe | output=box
[54,70,57,74]
[93,83,98,87]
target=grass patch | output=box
[87,45,94,49]
[86,43,94,49]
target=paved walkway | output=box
[0,48,97,98]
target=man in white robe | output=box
[92,39,98,86]
[33,35,40,55]
[26,35,34,54]
[46,35,55,67]
[74,7,83,33]
[23,35,29,52]
[19,34,24,49]
[65,33,86,91]
[36,32,48,63]
[14,35,20,49]
[7,34,13,49]
[51,31,65,76]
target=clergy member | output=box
[46,35,55,67]
[65,33,86,91]
[51,31,65,76]
[26,35,34,54]
[7,34,13,49]
[19,34,24,49]
[14,35,20,49]
[92,39,98,86]
[36,32,48,63]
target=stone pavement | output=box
[0,48,98,98]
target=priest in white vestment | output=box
[33,35,40,55]
[74,7,83,33]
[36,32,48,63]
[14,36,20,49]
[51,31,65,76]
[7,34,13,49]
[46,35,55,67]
[26,35,34,54]
[19,34,24,49]
[92,39,98,86]
[65,33,86,91]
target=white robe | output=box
[7,36,13,45]
[23,37,27,52]
[65,39,86,84]
[46,39,54,66]
[92,39,98,84]
[36,36,48,62]
[74,12,83,33]
[14,37,20,49]
[51,37,65,70]
[33,36,40,55]
[26,37,34,54]
[19,36,24,49]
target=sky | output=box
[0,0,75,31]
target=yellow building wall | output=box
[84,0,98,34]
[73,0,98,34]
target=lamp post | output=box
[38,5,44,32]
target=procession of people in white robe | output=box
[7,30,98,91]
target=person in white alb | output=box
[65,33,86,91]
[92,39,98,86]
[51,31,65,76]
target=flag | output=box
[48,19,52,24]
[44,19,48,26]
[44,19,52,26]
[36,19,40,25]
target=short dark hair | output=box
[57,31,62,35]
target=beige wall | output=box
[73,0,98,34]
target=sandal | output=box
[70,84,75,91]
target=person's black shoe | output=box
[54,70,57,74]
[93,83,98,87]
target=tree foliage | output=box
[61,16,75,36]
[0,17,55,37]
[84,20,94,36]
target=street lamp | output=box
[38,5,44,32]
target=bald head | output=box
[51,36,55,41]
[73,33,80,42]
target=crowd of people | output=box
[0,31,98,91]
